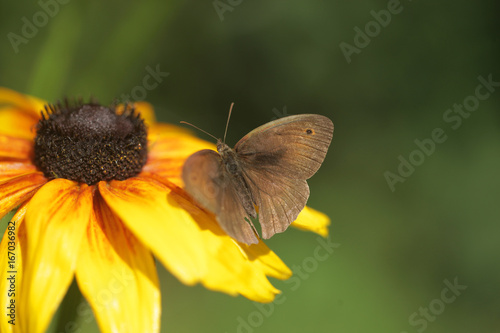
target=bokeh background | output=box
[1,1,499,332]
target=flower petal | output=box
[98,178,207,285]
[0,134,33,160]
[0,87,45,118]
[0,203,27,333]
[0,172,47,220]
[144,124,215,186]
[75,193,160,333]
[101,177,290,302]
[0,161,38,183]
[0,107,38,139]
[291,206,330,237]
[147,124,216,159]
[237,242,292,280]
[131,101,156,125]
[116,101,156,126]
[148,123,197,138]
[20,179,93,333]
[166,188,291,302]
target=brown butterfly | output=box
[182,106,333,244]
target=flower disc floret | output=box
[34,101,148,185]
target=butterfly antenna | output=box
[180,121,218,141]
[223,102,234,143]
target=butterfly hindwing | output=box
[235,114,333,239]
[217,177,259,244]
[242,167,310,239]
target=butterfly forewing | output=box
[234,114,333,239]
[235,114,333,179]
[182,149,259,244]
[182,149,222,213]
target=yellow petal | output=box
[75,193,160,333]
[291,206,330,237]
[98,178,207,285]
[0,87,46,118]
[238,242,292,280]
[0,107,38,139]
[0,134,33,160]
[166,188,291,302]
[101,176,290,302]
[0,161,38,184]
[147,124,216,159]
[0,172,47,220]
[20,179,93,333]
[148,122,197,138]
[115,101,156,126]
[0,203,27,333]
[132,101,156,125]
[144,124,215,186]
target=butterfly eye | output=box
[306,129,314,135]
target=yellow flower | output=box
[0,88,330,333]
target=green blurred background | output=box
[1,0,499,332]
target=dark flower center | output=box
[34,101,148,185]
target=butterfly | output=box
[182,107,333,244]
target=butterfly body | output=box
[183,114,333,245]
[216,140,257,220]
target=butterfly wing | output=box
[182,149,259,244]
[243,170,310,239]
[217,176,259,244]
[234,114,333,239]
[182,149,221,214]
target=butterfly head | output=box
[216,139,232,155]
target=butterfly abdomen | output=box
[218,142,257,219]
